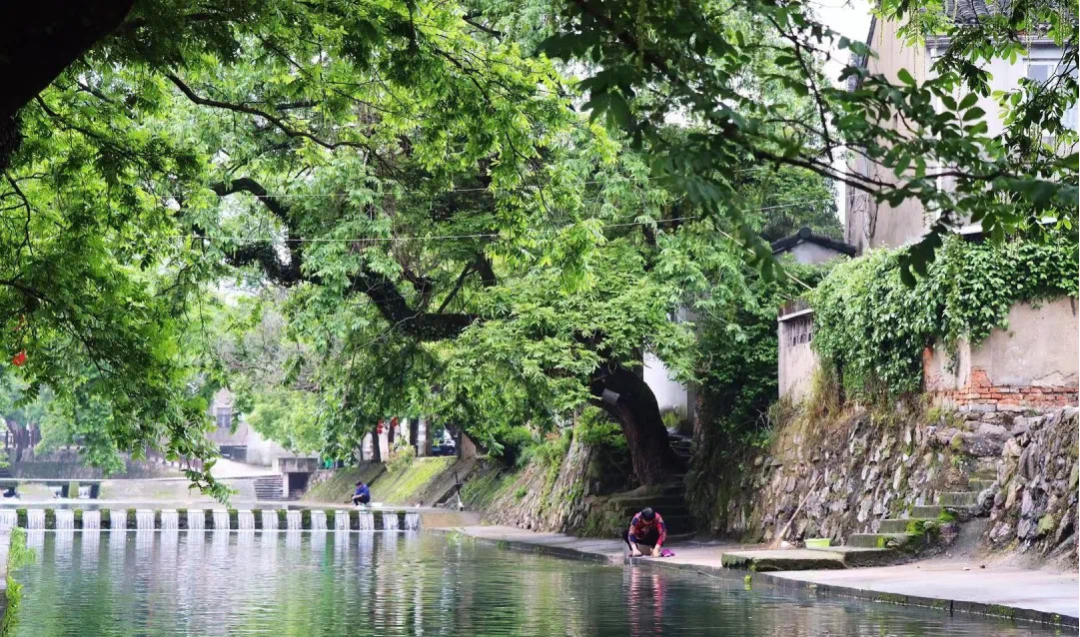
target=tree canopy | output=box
[0,0,1074,491]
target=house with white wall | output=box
[205,389,293,466]
[775,10,1080,410]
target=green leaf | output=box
[963,106,986,121]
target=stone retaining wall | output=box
[984,408,1078,558]
[693,404,1077,565]
[708,405,1002,546]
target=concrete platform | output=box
[806,545,900,567]
[721,548,846,571]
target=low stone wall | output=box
[461,437,636,539]
[692,403,1078,564]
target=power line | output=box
[209,166,785,200]
[179,199,831,245]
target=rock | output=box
[1036,514,1056,537]
[856,496,873,523]
[1020,490,1036,517]
[933,428,961,447]
[1003,437,1022,458]
[1005,483,1020,510]
[1017,517,1037,539]
[975,423,1007,437]
[989,521,1013,543]
[1010,417,1035,437]
[976,487,996,515]
[954,433,1005,457]
[1055,509,1075,544]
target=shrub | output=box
[813,234,1078,400]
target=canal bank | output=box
[452,525,1080,628]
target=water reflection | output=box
[12,532,1064,637]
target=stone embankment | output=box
[696,404,1077,566]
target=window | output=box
[215,409,232,429]
[1026,62,1078,132]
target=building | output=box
[205,389,292,466]
[774,229,857,401]
[820,8,1075,414]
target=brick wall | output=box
[929,366,1078,412]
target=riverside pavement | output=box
[454,525,1079,627]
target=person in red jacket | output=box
[624,507,666,557]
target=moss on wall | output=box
[302,464,384,503]
[371,457,458,505]
[304,458,460,506]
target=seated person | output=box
[623,507,666,557]
[352,481,371,506]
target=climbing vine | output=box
[812,233,1079,399]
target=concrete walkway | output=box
[455,525,1079,627]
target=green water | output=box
[13,531,1066,636]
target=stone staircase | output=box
[843,470,993,551]
[609,480,693,536]
[254,475,284,500]
[667,432,694,467]
[723,470,994,571]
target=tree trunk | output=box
[371,430,382,463]
[1,0,135,169]
[590,364,680,485]
[409,418,419,453]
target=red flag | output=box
[11,351,26,367]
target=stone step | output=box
[938,491,980,506]
[846,533,916,549]
[659,514,693,534]
[967,479,995,492]
[910,504,981,519]
[721,549,846,572]
[254,476,283,500]
[804,545,899,568]
[910,505,943,518]
[878,518,938,533]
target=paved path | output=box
[208,458,278,478]
[455,525,1079,627]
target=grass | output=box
[372,457,458,505]
[459,467,516,510]
[301,464,384,503]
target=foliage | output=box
[386,442,417,473]
[244,389,323,455]
[2,527,34,637]
[574,406,626,451]
[696,257,831,442]
[812,233,1079,398]
[537,0,1077,280]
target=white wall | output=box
[644,353,689,419]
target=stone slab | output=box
[805,545,899,567]
[720,549,846,571]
